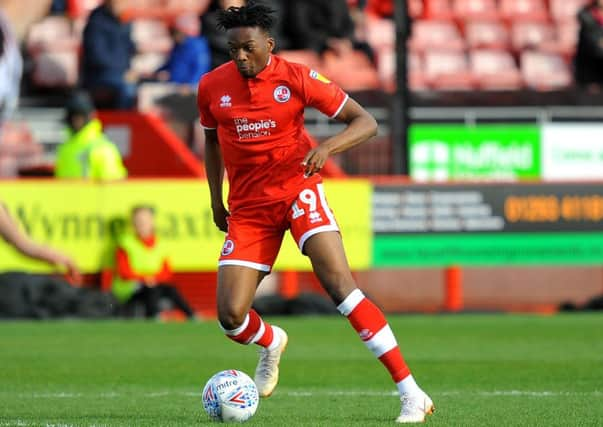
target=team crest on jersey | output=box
[221,239,235,256]
[220,94,232,108]
[273,85,291,103]
[309,70,331,84]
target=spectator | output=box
[49,0,68,14]
[81,0,138,109]
[111,205,196,320]
[154,13,211,85]
[0,202,80,282]
[575,0,603,90]
[54,91,127,181]
[286,0,374,63]
[0,9,23,139]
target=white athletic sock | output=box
[396,374,422,396]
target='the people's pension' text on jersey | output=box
[197,55,348,212]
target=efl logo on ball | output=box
[273,85,291,103]
[202,370,259,423]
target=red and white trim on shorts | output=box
[297,183,339,252]
[218,259,271,272]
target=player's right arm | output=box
[0,203,80,282]
[204,129,229,232]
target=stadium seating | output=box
[511,21,556,52]
[464,20,510,50]
[24,0,585,93]
[424,50,475,90]
[499,0,549,22]
[26,16,80,88]
[470,49,523,90]
[520,50,573,90]
[452,0,500,20]
[408,20,465,52]
[549,0,588,22]
[131,19,173,54]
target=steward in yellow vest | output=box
[112,205,196,320]
[54,92,127,181]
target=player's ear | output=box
[267,36,275,53]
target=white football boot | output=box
[396,390,435,423]
[254,326,288,397]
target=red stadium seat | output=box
[277,50,322,70]
[131,52,168,77]
[470,49,523,89]
[511,21,555,51]
[26,16,79,53]
[520,50,572,90]
[31,51,79,88]
[132,19,173,54]
[322,50,381,91]
[408,51,429,91]
[408,20,465,52]
[366,14,395,49]
[452,0,500,20]
[424,0,455,20]
[424,50,475,90]
[67,0,103,19]
[499,0,550,21]
[549,0,588,22]
[465,20,510,50]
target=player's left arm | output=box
[302,98,377,177]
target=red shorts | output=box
[218,180,339,272]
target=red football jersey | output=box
[197,55,348,212]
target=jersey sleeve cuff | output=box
[329,94,349,119]
[201,123,217,130]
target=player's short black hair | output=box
[216,1,276,33]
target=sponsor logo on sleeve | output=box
[309,70,331,84]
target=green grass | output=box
[0,314,602,426]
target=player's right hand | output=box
[212,204,230,233]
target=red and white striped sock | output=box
[337,289,420,395]
[220,309,280,350]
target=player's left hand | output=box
[302,145,330,177]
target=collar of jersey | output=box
[249,55,274,81]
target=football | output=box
[202,370,259,423]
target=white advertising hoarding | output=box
[542,123,603,179]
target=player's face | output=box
[227,26,274,78]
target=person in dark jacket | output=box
[286,0,374,63]
[155,13,211,85]
[81,0,137,109]
[575,0,603,90]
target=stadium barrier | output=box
[1,179,601,314]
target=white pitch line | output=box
[5,389,602,399]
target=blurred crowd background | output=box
[1,0,602,175]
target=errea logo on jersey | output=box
[273,85,291,103]
[220,95,232,108]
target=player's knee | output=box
[217,307,247,331]
[318,271,356,305]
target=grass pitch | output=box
[0,314,601,426]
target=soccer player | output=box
[197,2,434,423]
